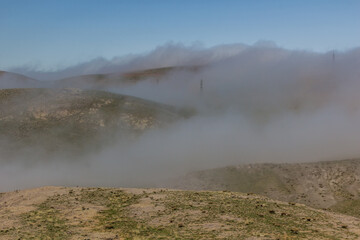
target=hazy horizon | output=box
[1,0,360,71]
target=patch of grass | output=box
[77,188,359,239]
[20,197,69,239]
[162,190,359,239]
[2,187,358,239]
[196,166,289,194]
[79,188,176,239]
[0,227,17,237]
[159,191,326,239]
[331,199,360,218]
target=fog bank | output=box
[1,43,360,191]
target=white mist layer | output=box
[1,43,360,191]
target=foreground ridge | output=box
[0,186,359,239]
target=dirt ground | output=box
[1,186,360,239]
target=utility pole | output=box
[200,79,203,93]
[332,50,335,62]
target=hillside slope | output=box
[0,186,359,239]
[170,159,360,217]
[0,71,39,89]
[53,66,202,90]
[0,88,183,157]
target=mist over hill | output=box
[168,159,360,217]
[9,43,247,80]
[2,0,360,237]
[0,88,183,158]
[0,71,40,89]
[6,43,360,115]
[1,43,360,194]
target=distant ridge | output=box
[53,65,203,89]
[0,71,40,88]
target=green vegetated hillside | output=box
[0,88,183,157]
[170,159,360,218]
[0,186,359,240]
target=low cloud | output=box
[1,43,360,191]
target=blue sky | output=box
[0,0,359,70]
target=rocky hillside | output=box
[0,186,359,239]
[169,159,360,218]
[0,88,183,157]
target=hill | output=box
[53,66,202,90]
[0,71,39,89]
[0,186,359,239]
[0,88,183,157]
[169,159,360,218]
